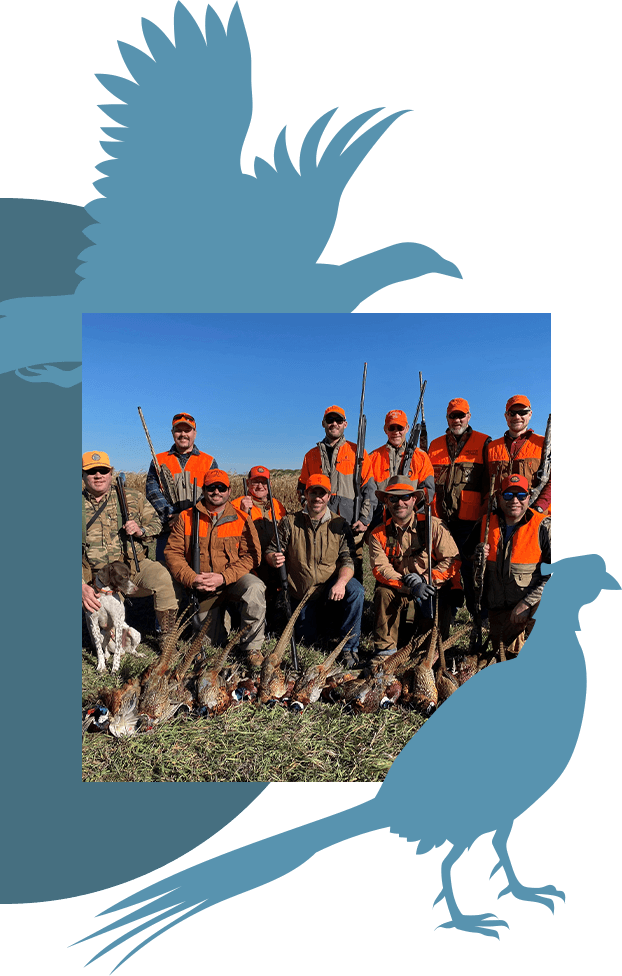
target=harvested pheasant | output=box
[258,588,317,705]
[194,626,249,716]
[290,631,353,712]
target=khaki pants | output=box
[488,603,538,657]
[373,585,413,651]
[198,574,266,651]
[130,558,178,611]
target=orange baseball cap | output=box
[306,473,331,493]
[82,451,112,471]
[384,409,408,428]
[323,405,346,420]
[203,468,230,487]
[171,412,196,429]
[500,474,529,493]
[505,395,531,411]
[447,398,470,414]
[248,465,270,480]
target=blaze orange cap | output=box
[203,468,230,488]
[384,409,408,429]
[171,412,196,429]
[306,473,332,493]
[505,395,531,411]
[82,451,112,471]
[447,398,470,415]
[323,405,346,421]
[248,465,270,480]
[500,474,529,493]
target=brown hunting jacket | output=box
[266,508,356,602]
[164,500,261,589]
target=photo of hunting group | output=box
[82,371,551,778]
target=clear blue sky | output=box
[83,313,550,474]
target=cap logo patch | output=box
[91,453,101,461]
[510,476,520,482]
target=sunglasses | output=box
[388,425,405,432]
[387,492,416,501]
[448,412,467,420]
[86,467,111,475]
[325,416,345,424]
[204,484,228,493]
[502,491,528,501]
[172,413,195,423]
[507,409,530,417]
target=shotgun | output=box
[399,379,427,475]
[352,362,368,528]
[138,406,178,507]
[267,477,299,670]
[470,473,496,651]
[529,413,551,509]
[115,473,140,572]
[189,477,201,629]
[419,371,428,453]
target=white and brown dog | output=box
[86,562,143,673]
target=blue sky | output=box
[83,313,550,474]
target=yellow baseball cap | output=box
[82,451,112,471]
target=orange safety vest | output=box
[156,449,216,484]
[371,516,454,588]
[369,444,434,490]
[483,510,548,565]
[486,432,544,492]
[231,497,287,522]
[428,429,490,522]
[300,441,373,487]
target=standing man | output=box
[265,474,365,669]
[369,409,435,497]
[146,411,220,560]
[164,469,266,670]
[476,474,551,656]
[487,396,551,512]
[232,465,287,554]
[368,476,459,656]
[82,451,178,631]
[297,404,377,580]
[427,397,491,615]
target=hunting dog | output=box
[86,561,143,673]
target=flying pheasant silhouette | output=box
[1,2,461,379]
[75,554,619,968]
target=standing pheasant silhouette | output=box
[75,554,619,969]
[0,2,460,379]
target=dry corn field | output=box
[83,471,472,783]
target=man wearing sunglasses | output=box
[473,473,551,656]
[427,398,491,616]
[298,405,377,581]
[164,469,266,670]
[145,411,220,560]
[368,475,458,657]
[82,451,178,629]
[487,396,551,513]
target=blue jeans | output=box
[294,577,365,653]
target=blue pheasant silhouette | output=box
[0,2,460,378]
[75,554,618,968]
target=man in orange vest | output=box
[164,469,266,670]
[367,409,435,536]
[368,475,459,656]
[146,411,220,561]
[232,465,287,554]
[297,404,377,580]
[486,395,551,512]
[476,474,551,657]
[427,397,491,617]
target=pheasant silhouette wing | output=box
[75,800,385,969]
